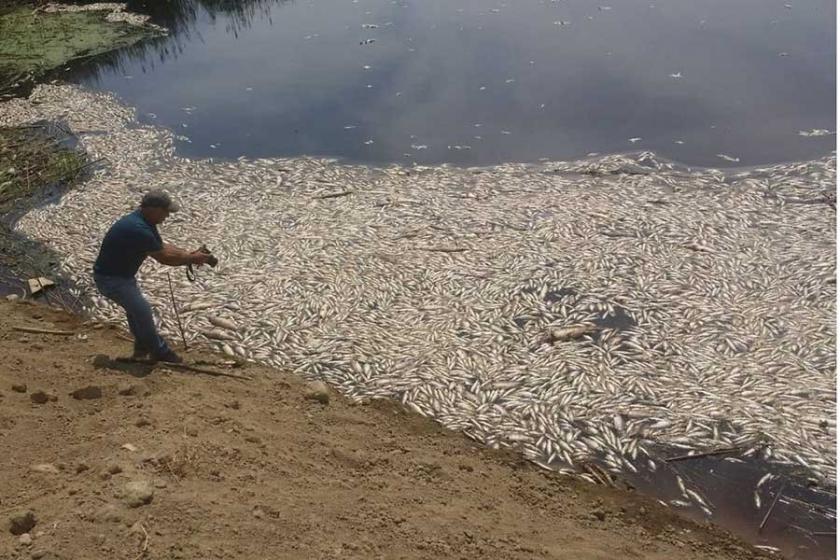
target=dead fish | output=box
[548,324,597,342]
[201,328,235,341]
[208,316,238,331]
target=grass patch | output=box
[0,124,88,303]
[0,125,85,214]
[0,5,155,91]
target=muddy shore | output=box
[0,298,772,560]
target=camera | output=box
[198,244,219,267]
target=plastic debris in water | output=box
[798,129,834,137]
[716,154,740,162]
[364,139,374,145]
[554,21,571,26]
[362,24,379,29]
[410,144,428,150]
[674,140,685,144]
[360,39,376,45]
[343,125,357,130]
[628,137,642,143]
[363,65,372,70]
[501,130,512,135]
[669,72,682,78]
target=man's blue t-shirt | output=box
[94,210,163,278]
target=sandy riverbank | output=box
[0,298,771,560]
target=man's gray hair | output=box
[140,189,180,212]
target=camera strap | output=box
[186,263,197,283]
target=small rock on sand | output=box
[29,391,55,404]
[304,381,330,404]
[96,504,124,524]
[12,383,27,393]
[8,510,36,535]
[30,464,60,475]
[117,383,136,396]
[122,480,154,508]
[19,533,32,546]
[70,385,102,400]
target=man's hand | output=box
[150,243,211,267]
[190,250,212,267]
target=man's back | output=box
[94,210,163,278]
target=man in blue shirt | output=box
[94,190,211,363]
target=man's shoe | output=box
[154,350,183,364]
[131,349,150,361]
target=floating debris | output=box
[799,129,834,137]
[716,153,740,163]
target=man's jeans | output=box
[94,273,170,358]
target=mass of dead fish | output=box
[0,85,835,509]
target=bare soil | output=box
[0,299,768,560]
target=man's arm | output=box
[149,243,210,267]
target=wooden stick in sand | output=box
[12,325,76,336]
[759,480,786,533]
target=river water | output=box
[66,0,836,168]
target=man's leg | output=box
[117,281,174,360]
[95,274,175,360]
[124,310,149,358]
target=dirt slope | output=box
[0,299,766,560]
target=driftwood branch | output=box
[759,480,786,533]
[160,362,252,381]
[419,247,468,253]
[315,191,353,199]
[664,447,741,462]
[12,325,76,336]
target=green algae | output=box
[0,6,157,91]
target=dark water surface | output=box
[68,0,836,167]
